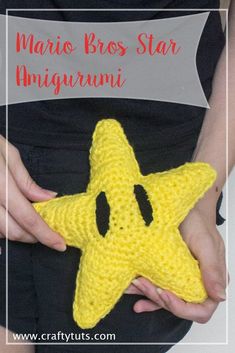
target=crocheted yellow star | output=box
[33,119,216,329]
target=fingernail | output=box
[156,288,169,303]
[53,242,66,252]
[132,279,140,286]
[41,188,58,197]
[134,305,142,313]
[215,284,226,300]
[132,279,145,291]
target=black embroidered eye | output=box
[134,185,153,226]
[95,192,110,237]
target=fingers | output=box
[132,278,166,308]
[125,282,163,312]
[155,289,218,324]
[125,283,163,312]
[5,142,57,202]
[0,206,37,243]
[179,207,228,303]
[134,299,162,312]
[124,284,144,295]
[132,277,219,324]
[192,232,227,302]
[5,171,66,251]
[0,138,66,250]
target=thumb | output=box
[20,176,58,202]
[195,236,226,302]
[9,148,57,201]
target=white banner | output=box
[0,12,209,107]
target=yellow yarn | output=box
[33,119,217,329]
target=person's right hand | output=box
[0,135,66,251]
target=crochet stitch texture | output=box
[33,119,217,329]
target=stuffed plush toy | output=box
[33,119,216,329]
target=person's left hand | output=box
[125,205,229,324]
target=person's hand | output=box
[125,204,229,324]
[0,135,66,251]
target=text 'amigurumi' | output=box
[33,119,217,329]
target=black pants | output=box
[1,140,204,353]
